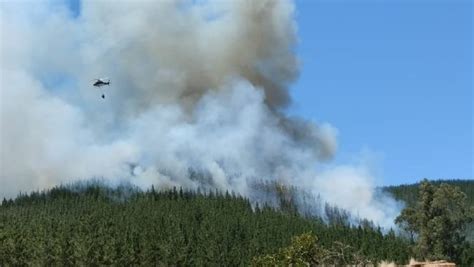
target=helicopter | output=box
[92,78,110,99]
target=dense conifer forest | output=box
[1,179,472,265]
[1,184,410,265]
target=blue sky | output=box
[64,0,472,186]
[292,0,472,185]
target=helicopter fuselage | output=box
[93,80,110,87]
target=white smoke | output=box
[0,0,400,228]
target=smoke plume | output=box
[0,0,400,228]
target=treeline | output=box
[1,184,410,265]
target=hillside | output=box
[1,184,410,265]
[2,180,473,265]
[383,179,474,207]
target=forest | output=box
[1,183,409,265]
[0,179,472,265]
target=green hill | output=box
[2,179,472,265]
[383,179,474,207]
[1,184,410,265]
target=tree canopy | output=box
[1,184,410,265]
[395,179,473,264]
